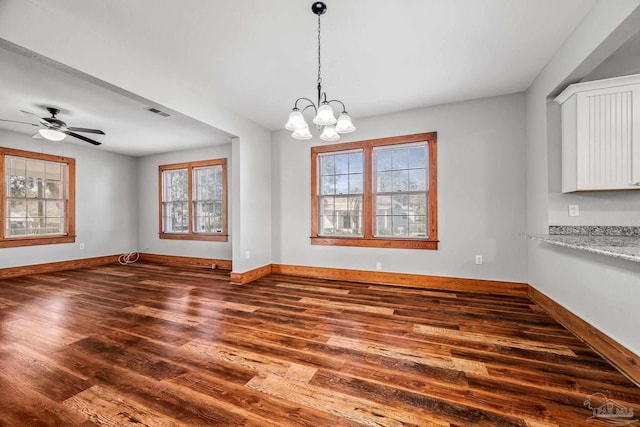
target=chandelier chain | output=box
[317,12,322,86]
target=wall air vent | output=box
[146,107,172,118]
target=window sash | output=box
[372,142,428,239]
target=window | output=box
[311,133,437,249]
[0,147,75,248]
[159,158,227,241]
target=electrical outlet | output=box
[375,262,382,271]
[245,251,251,260]
[475,255,483,265]
[79,243,85,250]
[568,204,580,217]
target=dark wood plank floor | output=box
[0,262,638,426]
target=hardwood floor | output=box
[0,262,638,426]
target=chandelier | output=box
[285,1,356,141]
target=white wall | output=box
[231,133,272,274]
[137,144,232,260]
[272,93,528,282]
[0,129,137,268]
[526,0,640,355]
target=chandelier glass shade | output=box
[285,2,355,141]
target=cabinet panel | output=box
[556,74,640,192]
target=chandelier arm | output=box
[302,104,318,114]
[294,97,318,111]
[325,99,348,113]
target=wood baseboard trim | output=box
[528,287,640,387]
[0,255,120,280]
[230,264,273,285]
[138,253,232,270]
[270,264,528,295]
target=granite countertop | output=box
[523,226,640,263]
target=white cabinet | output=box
[555,74,640,193]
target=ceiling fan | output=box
[0,107,105,145]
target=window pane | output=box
[194,166,222,203]
[335,174,348,195]
[45,180,63,199]
[164,201,188,232]
[334,154,349,174]
[321,155,334,175]
[392,194,409,215]
[349,173,363,194]
[320,214,336,235]
[163,169,188,201]
[321,175,335,195]
[392,215,409,237]
[8,157,26,176]
[26,160,45,180]
[391,149,408,169]
[332,196,362,236]
[8,175,26,197]
[45,162,63,181]
[45,217,63,234]
[7,200,26,218]
[409,194,427,217]
[392,170,409,192]
[376,215,392,237]
[376,171,393,192]
[194,201,222,233]
[7,218,26,236]
[375,195,392,215]
[46,200,64,217]
[376,150,392,171]
[25,177,43,198]
[408,169,426,191]
[27,199,45,218]
[408,146,426,169]
[410,215,427,238]
[27,217,45,236]
[348,153,362,173]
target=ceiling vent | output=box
[146,107,171,118]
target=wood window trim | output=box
[311,132,438,250]
[158,158,228,242]
[0,147,76,248]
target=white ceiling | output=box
[0,0,597,156]
[0,45,232,157]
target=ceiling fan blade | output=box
[0,118,39,127]
[63,130,102,146]
[66,127,105,135]
[20,110,43,120]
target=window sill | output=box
[160,233,228,242]
[311,236,438,250]
[0,235,76,248]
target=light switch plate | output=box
[568,205,580,217]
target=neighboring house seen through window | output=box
[1,147,75,248]
[311,133,437,249]
[159,159,227,241]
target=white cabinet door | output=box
[557,74,640,192]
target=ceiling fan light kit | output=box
[285,1,355,141]
[38,128,66,141]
